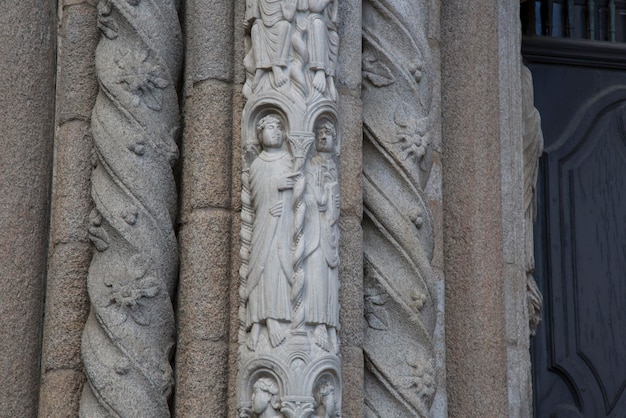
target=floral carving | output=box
[394,104,430,163]
[80,0,181,415]
[105,254,161,326]
[115,49,169,111]
[400,354,436,402]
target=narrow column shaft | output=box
[442,1,509,416]
[0,1,56,416]
[174,0,235,415]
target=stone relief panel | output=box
[80,0,182,416]
[362,0,438,416]
[521,64,543,336]
[238,1,341,416]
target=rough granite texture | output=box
[38,5,99,415]
[441,1,509,417]
[174,1,235,415]
[0,1,56,416]
[337,1,364,415]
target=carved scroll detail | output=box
[238,1,341,416]
[362,0,437,416]
[522,64,544,336]
[80,1,182,416]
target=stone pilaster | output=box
[0,1,56,416]
[38,3,99,416]
[174,0,235,415]
[442,1,509,416]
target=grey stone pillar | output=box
[441,1,509,416]
[174,0,235,415]
[0,1,56,416]
[38,2,99,416]
[337,0,364,416]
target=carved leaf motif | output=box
[363,49,395,87]
[97,0,118,39]
[364,290,389,330]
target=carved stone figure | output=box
[306,0,338,97]
[238,0,341,412]
[251,377,283,418]
[80,0,182,416]
[247,114,295,350]
[245,0,297,90]
[312,381,337,418]
[304,120,340,352]
[522,64,544,336]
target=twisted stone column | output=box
[80,0,182,416]
[362,0,438,415]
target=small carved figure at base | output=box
[312,381,337,418]
[252,377,283,418]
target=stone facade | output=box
[0,1,535,417]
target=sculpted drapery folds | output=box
[521,64,544,336]
[362,0,438,416]
[238,0,341,416]
[80,0,181,416]
[246,115,295,350]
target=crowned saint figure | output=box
[247,114,296,350]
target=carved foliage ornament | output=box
[238,1,341,416]
[362,0,438,416]
[80,0,182,416]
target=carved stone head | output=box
[314,120,336,153]
[313,381,337,418]
[252,377,281,417]
[256,114,286,150]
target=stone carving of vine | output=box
[362,0,437,416]
[80,0,182,416]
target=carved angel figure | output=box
[304,120,340,352]
[251,377,283,418]
[247,114,296,350]
[245,0,296,90]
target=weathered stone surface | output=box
[0,1,56,416]
[38,5,99,416]
[42,243,91,371]
[337,0,362,91]
[442,1,509,417]
[49,122,94,245]
[338,92,363,219]
[174,340,230,417]
[180,80,234,214]
[56,3,100,125]
[340,346,365,418]
[177,209,232,344]
[39,370,85,418]
[184,0,234,92]
[79,1,183,415]
[175,1,235,415]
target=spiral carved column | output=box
[362,0,438,416]
[79,0,182,416]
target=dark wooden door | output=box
[524,26,626,418]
